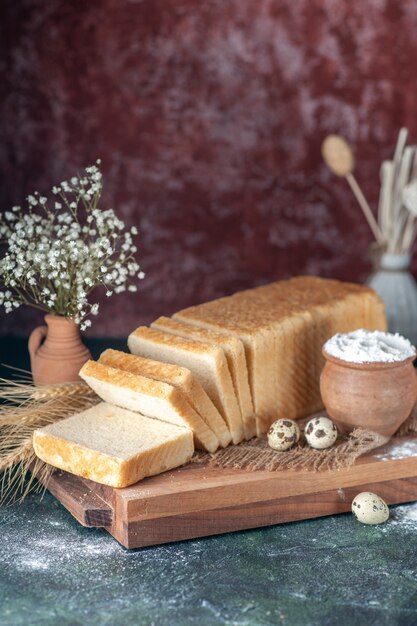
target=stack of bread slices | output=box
[33,276,386,488]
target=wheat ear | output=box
[0,380,98,504]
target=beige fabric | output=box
[99,349,231,448]
[33,402,194,488]
[128,326,244,444]
[153,316,255,439]
[193,429,390,472]
[79,360,219,452]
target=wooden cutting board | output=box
[39,436,417,549]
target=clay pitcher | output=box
[29,315,91,385]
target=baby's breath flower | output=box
[0,161,144,328]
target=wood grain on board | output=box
[39,437,417,549]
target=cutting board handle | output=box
[40,469,113,528]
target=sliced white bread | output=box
[99,349,231,448]
[33,402,194,488]
[175,276,387,435]
[127,326,244,444]
[79,360,219,453]
[152,316,256,439]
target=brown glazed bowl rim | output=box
[322,348,416,370]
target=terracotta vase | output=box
[29,314,91,385]
[320,350,417,437]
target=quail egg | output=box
[267,419,300,451]
[304,416,338,449]
[351,492,389,525]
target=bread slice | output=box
[127,326,244,444]
[152,316,256,439]
[33,402,194,488]
[79,360,219,452]
[175,276,387,434]
[98,349,231,448]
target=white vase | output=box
[366,253,417,346]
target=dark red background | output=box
[2,0,417,337]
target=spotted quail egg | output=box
[351,492,389,525]
[267,419,300,451]
[304,416,338,449]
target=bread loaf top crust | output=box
[175,276,385,335]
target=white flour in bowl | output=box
[323,329,416,364]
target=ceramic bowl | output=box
[320,350,417,437]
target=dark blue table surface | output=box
[2,490,417,626]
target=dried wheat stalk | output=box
[0,379,98,504]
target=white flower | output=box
[138,271,145,279]
[0,160,144,326]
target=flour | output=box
[323,329,416,364]
[0,500,123,576]
[375,439,417,461]
[390,502,417,526]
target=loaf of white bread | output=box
[171,276,386,434]
[33,276,386,488]
[33,402,194,488]
[129,276,386,435]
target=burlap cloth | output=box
[193,404,417,472]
